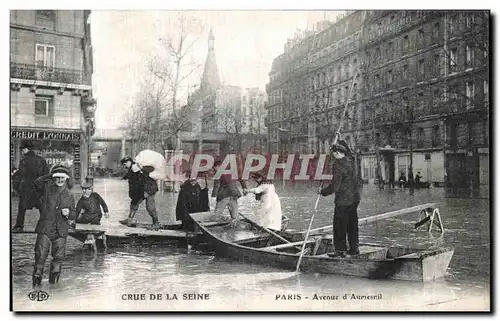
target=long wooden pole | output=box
[295,71,360,273]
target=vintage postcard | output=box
[9,9,491,312]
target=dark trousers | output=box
[33,233,67,279]
[14,197,28,228]
[333,201,360,253]
[131,193,158,224]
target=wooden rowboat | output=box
[189,211,454,282]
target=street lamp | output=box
[84,103,97,182]
[278,127,288,186]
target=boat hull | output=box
[191,212,454,282]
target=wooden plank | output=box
[304,203,438,235]
[239,213,291,245]
[262,240,316,251]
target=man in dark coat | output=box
[175,172,210,231]
[319,142,361,258]
[120,156,159,229]
[32,166,76,286]
[12,140,49,232]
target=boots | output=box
[49,272,60,284]
[32,275,42,287]
[126,211,137,227]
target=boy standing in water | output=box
[75,182,109,225]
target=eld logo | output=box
[27,290,50,302]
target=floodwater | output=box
[11,179,490,311]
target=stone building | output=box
[266,10,489,187]
[10,10,96,182]
[266,11,365,155]
[359,10,489,187]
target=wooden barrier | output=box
[303,203,439,236]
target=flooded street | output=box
[11,178,490,311]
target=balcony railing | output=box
[10,63,90,85]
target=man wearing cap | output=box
[319,140,361,258]
[120,156,160,229]
[12,140,49,232]
[31,166,76,286]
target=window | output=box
[484,80,489,103]
[466,14,475,29]
[35,97,50,116]
[432,125,441,147]
[433,22,440,39]
[466,45,474,67]
[450,15,458,34]
[35,10,56,30]
[433,89,441,108]
[352,83,357,100]
[35,44,55,70]
[418,92,425,112]
[388,41,394,59]
[337,88,341,105]
[387,69,393,84]
[450,47,458,71]
[418,59,425,76]
[466,81,475,109]
[345,63,350,78]
[434,54,441,76]
[402,35,409,53]
[374,74,380,88]
[375,47,381,62]
[417,128,424,148]
[418,29,425,46]
[402,64,409,80]
[375,133,381,146]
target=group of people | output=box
[13,137,363,286]
[12,140,110,286]
[175,160,284,232]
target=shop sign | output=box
[11,130,81,141]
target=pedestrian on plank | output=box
[212,160,247,227]
[75,182,109,225]
[12,140,49,232]
[318,141,361,258]
[120,156,160,229]
[32,166,76,286]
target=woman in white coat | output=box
[244,172,283,231]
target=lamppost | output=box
[278,127,288,186]
[84,102,97,182]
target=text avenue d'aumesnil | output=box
[164,153,339,181]
[275,293,383,300]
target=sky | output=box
[91,10,343,129]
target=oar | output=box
[295,183,323,273]
[239,212,292,245]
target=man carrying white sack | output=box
[244,171,283,231]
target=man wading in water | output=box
[32,166,76,286]
[319,141,361,258]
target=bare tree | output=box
[122,13,205,153]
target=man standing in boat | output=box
[212,160,247,227]
[319,140,361,258]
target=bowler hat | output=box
[81,182,93,189]
[331,143,348,154]
[120,156,133,164]
[20,140,34,149]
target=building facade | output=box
[266,10,489,187]
[10,10,96,182]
